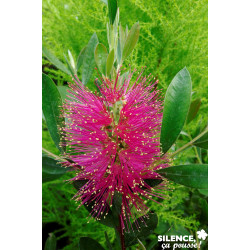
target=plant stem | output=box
[194,146,202,164]
[195,232,201,250]
[137,238,146,250]
[42,147,64,161]
[187,133,202,164]
[117,216,125,250]
[170,127,208,158]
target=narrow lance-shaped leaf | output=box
[76,46,86,71]
[125,25,129,38]
[42,156,68,183]
[108,0,118,25]
[117,39,122,66]
[186,98,201,124]
[160,67,192,153]
[119,25,126,49]
[199,199,208,221]
[117,25,125,66]
[42,46,71,75]
[105,232,113,250]
[199,189,208,196]
[68,49,76,72]
[64,54,75,76]
[106,49,115,76]
[79,237,105,250]
[124,212,158,247]
[122,22,140,60]
[45,233,57,250]
[42,73,65,152]
[94,43,108,75]
[111,191,122,226]
[193,129,208,149]
[144,179,163,188]
[157,164,208,189]
[57,86,72,103]
[81,33,99,85]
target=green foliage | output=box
[42,173,116,249]
[124,212,158,247]
[122,22,140,61]
[95,43,108,75]
[193,130,208,149]
[160,67,192,153]
[42,0,208,121]
[108,0,118,25]
[42,0,208,248]
[158,164,208,189]
[81,33,99,85]
[42,123,206,249]
[79,237,105,250]
[147,183,201,233]
[45,233,57,250]
[42,156,68,183]
[186,98,202,125]
[42,73,65,152]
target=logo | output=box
[158,229,208,249]
[197,229,208,241]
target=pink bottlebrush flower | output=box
[62,70,170,231]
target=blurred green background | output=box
[42,0,208,249]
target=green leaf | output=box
[117,39,122,66]
[199,189,208,196]
[125,212,158,247]
[73,180,116,228]
[42,156,66,175]
[42,156,68,183]
[157,164,208,189]
[45,233,57,250]
[76,46,86,71]
[117,25,125,65]
[105,232,113,250]
[193,130,208,149]
[106,49,115,76]
[160,67,192,153]
[42,73,65,152]
[79,237,105,250]
[137,238,146,250]
[108,0,118,25]
[73,179,88,190]
[42,46,71,75]
[94,43,108,75]
[67,50,76,72]
[180,130,190,137]
[144,179,163,188]
[57,86,72,102]
[156,224,190,237]
[64,54,75,76]
[112,191,122,225]
[199,198,208,220]
[82,33,99,85]
[122,22,140,60]
[186,98,201,124]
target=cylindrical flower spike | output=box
[61,70,170,231]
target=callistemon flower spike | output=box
[61,70,170,231]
